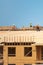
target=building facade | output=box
[0,26,43,65]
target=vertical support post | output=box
[3,46,8,65]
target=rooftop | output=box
[0,25,43,31]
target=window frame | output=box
[24,47,32,57]
[8,47,16,57]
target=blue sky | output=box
[0,0,43,27]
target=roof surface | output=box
[0,25,43,31]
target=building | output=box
[0,25,43,65]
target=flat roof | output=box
[0,25,43,31]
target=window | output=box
[0,46,3,59]
[8,64,16,65]
[8,47,16,56]
[41,47,43,60]
[24,47,32,57]
[0,46,3,54]
[24,64,32,65]
[0,63,3,65]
